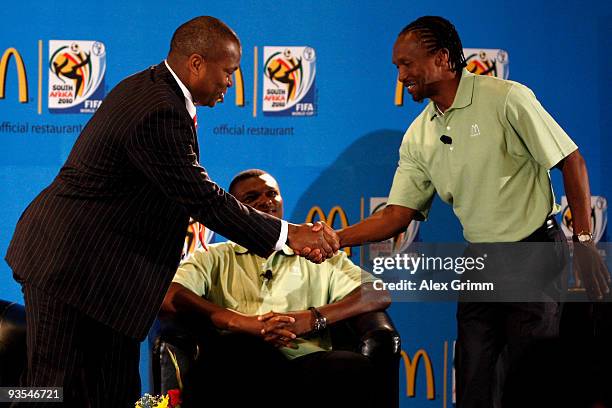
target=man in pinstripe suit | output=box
[5,16,338,407]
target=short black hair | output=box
[228,169,268,195]
[169,16,240,60]
[399,16,466,73]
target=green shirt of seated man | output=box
[163,169,388,359]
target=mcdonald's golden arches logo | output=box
[401,348,435,400]
[233,67,245,106]
[394,79,404,106]
[0,47,28,103]
[305,205,351,256]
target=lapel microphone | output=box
[261,270,273,281]
[440,135,453,145]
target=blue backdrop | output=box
[1,0,610,405]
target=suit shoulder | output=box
[105,66,185,111]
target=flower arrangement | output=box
[135,393,170,408]
[135,389,181,408]
[135,346,183,408]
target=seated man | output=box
[161,169,390,408]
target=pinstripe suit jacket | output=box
[6,62,281,340]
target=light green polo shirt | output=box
[173,242,375,359]
[388,69,577,242]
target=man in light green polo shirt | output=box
[330,15,609,408]
[162,169,389,407]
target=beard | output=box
[408,79,434,103]
[410,92,426,103]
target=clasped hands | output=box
[221,310,313,348]
[287,221,340,263]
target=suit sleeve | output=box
[125,103,281,257]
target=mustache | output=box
[255,204,280,213]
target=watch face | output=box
[314,316,327,331]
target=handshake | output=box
[287,221,340,263]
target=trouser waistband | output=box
[521,215,561,242]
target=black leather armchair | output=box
[149,310,402,407]
[0,299,27,387]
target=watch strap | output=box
[308,307,327,332]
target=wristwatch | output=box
[308,307,327,332]
[572,231,593,243]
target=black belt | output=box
[543,215,558,230]
[521,215,560,242]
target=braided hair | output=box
[399,16,466,73]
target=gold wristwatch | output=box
[572,231,593,243]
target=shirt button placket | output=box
[443,120,453,152]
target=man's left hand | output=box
[259,310,314,348]
[573,241,611,300]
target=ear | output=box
[435,48,451,69]
[187,54,207,77]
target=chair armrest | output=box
[155,313,204,357]
[149,313,217,394]
[339,310,401,408]
[0,300,26,347]
[0,300,27,387]
[346,310,401,359]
